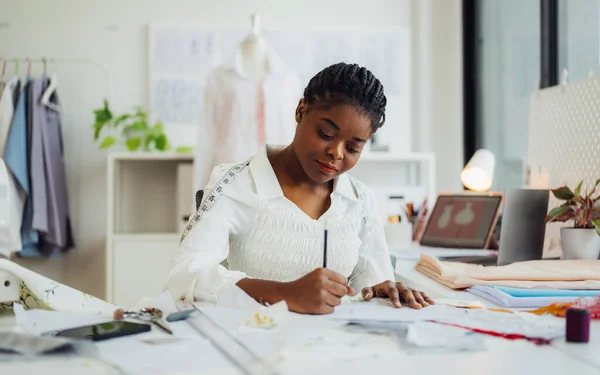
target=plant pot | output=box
[560,227,600,260]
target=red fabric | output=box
[429,320,553,346]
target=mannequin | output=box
[239,14,270,82]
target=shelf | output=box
[108,151,193,161]
[359,152,435,162]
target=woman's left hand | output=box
[361,281,435,309]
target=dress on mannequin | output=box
[194,27,302,193]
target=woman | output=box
[165,63,434,314]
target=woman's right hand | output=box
[282,268,355,314]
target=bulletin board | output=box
[147,24,411,149]
[527,76,600,256]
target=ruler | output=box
[177,301,281,375]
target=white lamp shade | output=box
[461,149,495,192]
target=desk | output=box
[0,263,599,375]
[396,259,600,370]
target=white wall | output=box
[1,0,441,298]
[411,0,464,193]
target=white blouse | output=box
[164,145,395,304]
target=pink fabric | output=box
[416,253,600,290]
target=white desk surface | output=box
[0,261,598,375]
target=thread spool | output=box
[566,308,590,343]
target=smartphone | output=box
[44,321,151,342]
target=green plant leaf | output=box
[93,121,104,141]
[114,114,131,126]
[551,186,575,200]
[124,121,148,132]
[574,180,584,200]
[577,207,592,227]
[175,146,193,153]
[547,205,569,217]
[151,122,164,133]
[587,178,600,200]
[592,219,600,236]
[94,99,113,123]
[134,106,148,120]
[154,133,168,151]
[144,133,155,150]
[126,137,141,151]
[99,136,116,149]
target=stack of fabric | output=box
[415,253,600,290]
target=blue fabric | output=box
[3,80,46,257]
[491,286,600,297]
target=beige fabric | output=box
[415,253,600,290]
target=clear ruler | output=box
[177,301,281,375]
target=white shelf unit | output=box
[105,150,435,307]
[352,151,436,221]
[106,152,194,307]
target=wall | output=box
[411,0,464,193]
[0,0,434,298]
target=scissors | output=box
[114,307,173,335]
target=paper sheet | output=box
[196,303,348,362]
[327,299,565,340]
[406,321,485,352]
[96,332,237,375]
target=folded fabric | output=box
[467,286,585,308]
[415,253,600,290]
[490,286,600,297]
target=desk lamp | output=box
[461,149,495,192]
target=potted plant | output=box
[92,99,192,153]
[545,179,600,259]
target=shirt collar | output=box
[249,145,285,200]
[229,41,292,80]
[250,145,358,202]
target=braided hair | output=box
[303,63,387,134]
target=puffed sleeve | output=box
[348,185,396,291]
[164,165,254,303]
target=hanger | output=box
[41,58,61,113]
[13,59,18,75]
[26,57,32,78]
[43,57,47,76]
[1,58,6,79]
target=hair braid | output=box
[303,63,387,133]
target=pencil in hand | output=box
[323,229,328,268]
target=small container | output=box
[566,308,591,343]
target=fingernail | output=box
[365,292,372,299]
[394,301,402,308]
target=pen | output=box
[323,229,328,268]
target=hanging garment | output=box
[194,45,302,192]
[3,80,36,257]
[0,81,5,102]
[27,78,74,255]
[0,77,20,156]
[0,159,24,258]
[38,83,73,251]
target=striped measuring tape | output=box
[180,159,252,244]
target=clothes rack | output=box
[0,57,112,99]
